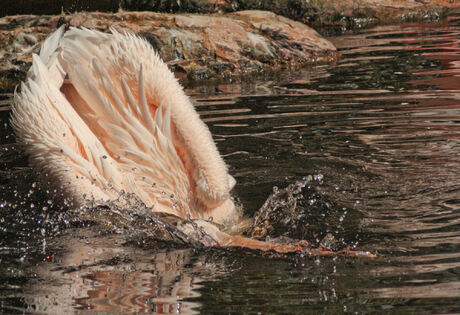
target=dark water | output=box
[1,11,460,314]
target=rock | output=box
[3,0,458,32]
[0,10,338,93]
[120,0,460,32]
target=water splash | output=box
[249,175,356,250]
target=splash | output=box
[76,193,215,249]
[249,175,354,250]
[71,175,363,255]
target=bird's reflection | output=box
[24,227,233,314]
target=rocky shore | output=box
[3,1,459,30]
[118,0,460,33]
[0,10,338,93]
[0,0,458,93]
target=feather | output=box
[10,27,324,254]
[13,27,237,221]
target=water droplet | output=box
[314,174,323,181]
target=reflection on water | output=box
[23,229,206,314]
[1,9,460,314]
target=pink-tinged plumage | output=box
[11,27,307,253]
[12,26,236,222]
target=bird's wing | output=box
[12,50,120,206]
[57,28,234,217]
[12,27,236,220]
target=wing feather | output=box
[12,27,237,223]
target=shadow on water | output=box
[1,9,460,314]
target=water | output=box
[1,11,460,313]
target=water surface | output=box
[1,11,460,314]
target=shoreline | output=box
[0,2,459,92]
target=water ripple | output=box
[2,11,460,314]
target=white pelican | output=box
[11,26,305,253]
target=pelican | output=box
[11,26,305,253]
